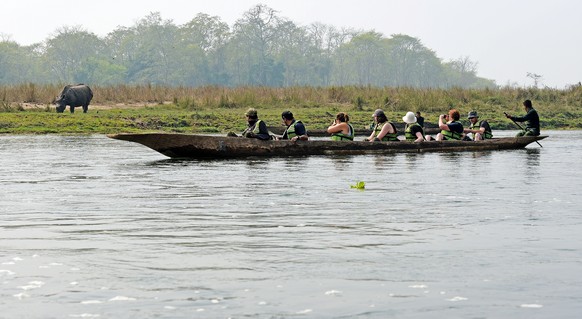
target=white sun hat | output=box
[402,111,417,124]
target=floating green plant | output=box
[350,181,365,189]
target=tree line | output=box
[0,4,496,89]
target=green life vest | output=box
[331,123,354,141]
[252,119,264,134]
[374,122,398,141]
[404,123,424,141]
[441,121,463,140]
[470,121,492,139]
[283,120,302,139]
[242,119,263,136]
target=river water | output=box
[1,131,581,318]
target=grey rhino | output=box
[55,84,93,113]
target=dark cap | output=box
[467,111,478,119]
[372,109,385,117]
[281,110,294,120]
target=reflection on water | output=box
[525,148,541,166]
[1,132,581,318]
[468,151,493,160]
[330,155,358,172]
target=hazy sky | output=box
[2,0,580,88]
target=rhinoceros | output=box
[55,84,93,113]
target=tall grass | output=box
[2,83,581,111]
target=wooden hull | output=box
[108,133,547,159]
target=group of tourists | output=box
[229,108,308,141]
[231,99,540,142]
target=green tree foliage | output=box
[0,41,47,84]
[182,13,230,85]
[3,4,496,89]
[44,26,105,83]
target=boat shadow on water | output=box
[142,156,276,167]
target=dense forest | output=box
[0,4,495,88]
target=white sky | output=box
[2,0,580,88]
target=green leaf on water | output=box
[350,181,365,189]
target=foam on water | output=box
[520,303,544,308]
[108,296,136,301]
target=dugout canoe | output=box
[108,133,547,159]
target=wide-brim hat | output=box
[467,111,478,119]
[245,108,258,117]
[372,109,385,117]
[402,111,417,124]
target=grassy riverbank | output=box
[1,85,581,134]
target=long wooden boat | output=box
[108,133,547,159]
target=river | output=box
[1,131,581,318]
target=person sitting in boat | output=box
[237,108,271,140]
[504,99,540,137]
[463,111,492,141]
[426,109,463,141]
[327,112,354,141]
[402,111,425,142]
[280,110,308,141]
[415,111,425,128]
[366,109,398,142]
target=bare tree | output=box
[526,72,543,87]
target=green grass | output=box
[1,85,581,134]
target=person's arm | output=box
[291,123,309,141]
[414,131,424,142]
[438,115,449,130]
[375,123,391,140]
[291,135,308,141]
[463,126,485,135]
[327,122,346,134]
[511,111,531,122]
[366,125,376,141]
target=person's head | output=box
[449,109,460,121]
[523,99,533,110]
[245,108,258,121]
[336,112,349,123]
[467,110,479,124]
[281,110,294,125]
[372,109,387,123]
[402,111,417,124]
[415,111,421,117]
